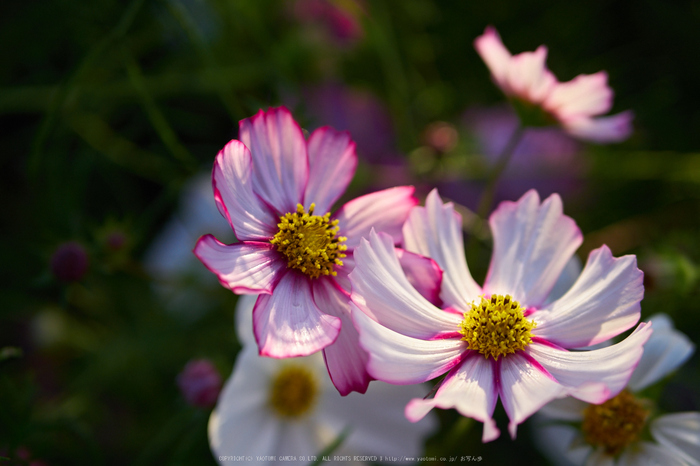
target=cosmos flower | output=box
[350,189,652,441]
[194,106,417,394]
[474,26,633,143]
[535,314,697,466]
[208,296,437,466]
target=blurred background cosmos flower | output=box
[534,314,697,466]
[208,295,437,466]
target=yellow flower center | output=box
[270,203,347,279]
[458,294,536,360]
[268,365,319,418]
[582,389,650,456]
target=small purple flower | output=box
[50,241,89,282]
[177,359,223,408]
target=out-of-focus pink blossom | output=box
[423,121,459,154]
[177,359,223,408]
[50,241,89,282]
[291,0,364,47]
[474,26,633,143]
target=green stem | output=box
[466,125,525,263]
[476,125,525,220]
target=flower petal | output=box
[628,314,695,391]
[334,186,417,250]
[316,380,438,459]
[617,441,691,466]
[545,72,613,120]
[193,235,284,294]
[527,322,653,404]
[498,353,566,439]
[538,396,588,421]
[395,248,443,307]
[253,272,341,357]
[533,245,644,348]
[506,46,556,103]
[586,448,617,466]
[484,190,582,308]
[562,111,634,144]
[650,412,700,466]
[474,26,512,89]
[403,189,482,311]
[313,278,372,395]
[349,230,463,338]
[238,107,308,214]
[304,127,358,214]
[208,347,283,461]
[212,139,278,241]
[405,353,500,442]
[352,304,464,385]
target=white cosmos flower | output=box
[535,313,697,466]
[349,189,652,442]
[208,295,438,466]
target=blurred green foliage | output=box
[1,0,699,464]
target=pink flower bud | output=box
[50,241,89,282]
[177,359,222,408]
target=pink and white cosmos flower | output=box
[474,26,633,143]
[194,106,417,395]
[349,189,652,441]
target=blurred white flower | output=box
[535,314,697,465]
[208,296,438,466]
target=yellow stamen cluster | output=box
[268,365,319,418]
[459,294,536,360]
[270,203,347,279]
[582,390,650,456]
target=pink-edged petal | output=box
[506,46,556,103]
[238,107,308,214]
[406,353,500,442]
[628,313,695,391]
[334,186,417,250]
[650,412,700,465]
[403,189,482,311]
[194,235,284,294]
[212,139,278,241]
[350,230,463,338]
[330,254,354,293]
[352,303,464,385]
[474,26,512,88]
[545,72,613,119]
[484,190,583,308]
[618,441,690,466]
[498,353,566,439]
[253,272,341,358]
[304,127,357,214]
[533,245,644,348]
[543,255,583,305]
[527,322,653,404]
[313,278,372,395]
[562,111,634,144]
[395,248,443,307]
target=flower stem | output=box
[476,125,525,220]
[466,125,524,265]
